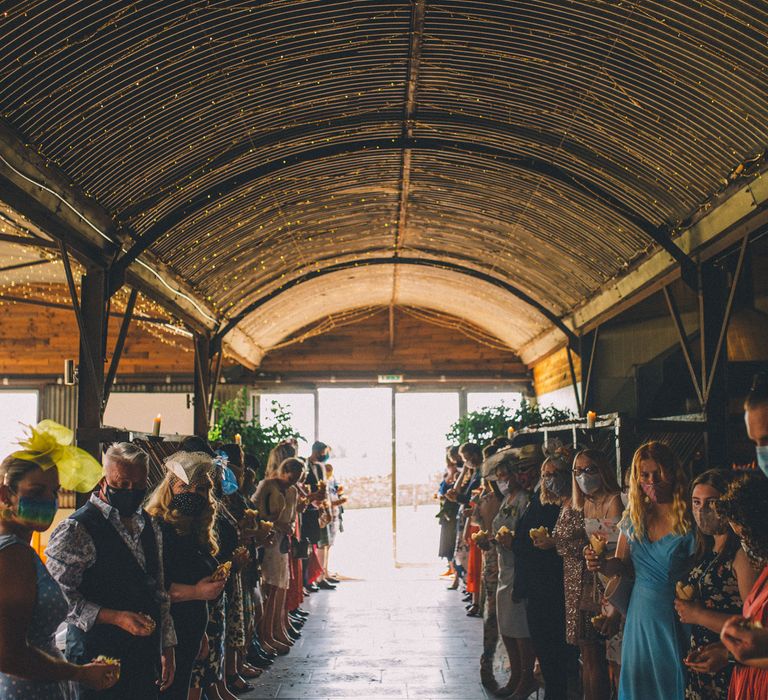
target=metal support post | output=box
[193,332,211,438]
[75,269,107,461]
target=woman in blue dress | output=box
[0,422,118,698]
[586,441,695,700]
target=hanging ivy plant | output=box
[446,398,573,445]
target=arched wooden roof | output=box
[2,1,768,365]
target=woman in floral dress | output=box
[674,470,757,700]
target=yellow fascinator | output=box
[13,420,102,492]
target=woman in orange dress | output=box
[718,473,768,700]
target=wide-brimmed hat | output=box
[482,443,542,479]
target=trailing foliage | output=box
[446,397,573,445]
[208,388,304,477]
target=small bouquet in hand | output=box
[211,561,232,582]
[676,581,696,601]
[529,526,549,540]
[589,533,607,556]
[471,529,492,551]
[93,656,121,681]
[737,617,764,629]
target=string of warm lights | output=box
[399,306,516,353]
[267,306,383,351]
[2,0,768,373]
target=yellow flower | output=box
[13,420,102,492]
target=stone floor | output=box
[243,571,499,700]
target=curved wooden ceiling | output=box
[2,1,768,363]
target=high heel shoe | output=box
[447,581,459,590]
[226,674,255,695]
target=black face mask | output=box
[105,485,147,518]
[170,492,208,517]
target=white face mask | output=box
[497,479,510,496]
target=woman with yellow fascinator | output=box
[0,420,118,698]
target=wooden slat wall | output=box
[0,299,193,377]
[259,308,527,376]
[533,347,581,396]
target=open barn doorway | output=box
[258,386,465,576]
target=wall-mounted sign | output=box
[378,374,404,384]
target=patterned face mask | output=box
[170,492,208,517]
[641,480,674,504]
[543,472,571,498]
[693,503,728,535]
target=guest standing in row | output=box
[47,442,178,699]
[1,425,118,698]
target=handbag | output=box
[292,536,310,559]
[603,573,633,617]
[318,507,332,529]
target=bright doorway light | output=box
[395,392,460,486]
[0,391,38,456]
[258,392,315,454]
[317,387,392,478]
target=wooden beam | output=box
[59,240,102,405]
[76,270,107,460]
[0,121,219,334]
[519,178,768,364]
[0,258,52,274]
[0,232,57,249]
[102,287,138,415]
[193,332,211,437]
[663,285,704,408]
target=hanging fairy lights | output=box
[0,0,767,367]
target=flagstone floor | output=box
[242,571,496,700]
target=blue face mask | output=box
[221,466,239,495]
[318,454,330,463]
[756,445,768,479]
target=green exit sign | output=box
[378,374,404,384]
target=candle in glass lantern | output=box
[235,433,242,446]
[506,426,515,439]
[152,414,162,436]
[587,411,597,429]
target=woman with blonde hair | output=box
[586,441,694,700]
[253,457,304,656]
[264,442,297,480]
[146,451,227,700]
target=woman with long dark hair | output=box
[675,469,757,700]
[718,472,768,699]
